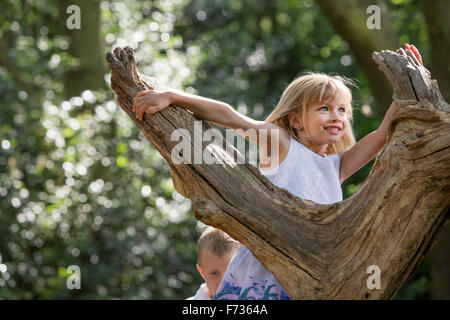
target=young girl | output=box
[132,44,423,300]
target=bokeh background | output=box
[0,0,448,299]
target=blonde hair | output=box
[265,71,357,155]
[197,227,241,263]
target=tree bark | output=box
[106,47,449,299]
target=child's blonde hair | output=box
[197,227,240,263]
[265,71,357,155]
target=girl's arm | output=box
[338,101,398,184]
[132,89,287,147]
[338,43,423,184]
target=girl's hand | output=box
[404,43,423,65]
[132,89,172,121]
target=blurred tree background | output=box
[0,0,448,299]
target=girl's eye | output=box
[319,106,346,113]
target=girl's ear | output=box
[288,110,302,129]
[196,264,205,280]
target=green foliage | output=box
[1,0,203,300]
[0,0,432,299]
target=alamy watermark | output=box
[366,265,381,290]
[366,5,381,30]
[66,5,81,30]
[170,120,281,173]
[66,265,81,290]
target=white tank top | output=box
[215,136,343,300]
[259,135,342,205]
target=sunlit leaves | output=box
[1,0,203,299]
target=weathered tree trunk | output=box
[106,46,449,299]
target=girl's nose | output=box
[331,109,345,122]
[330,110,344,121]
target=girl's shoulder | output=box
[262,122,291,149]
[259,124,290,171]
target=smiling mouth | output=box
[325,126,342,134]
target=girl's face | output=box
[292,94,349,155]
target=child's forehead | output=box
[311,93,349,106]
[198,249,224,262]
[200,250,220,258]
[198,250,232,267]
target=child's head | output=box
[196,227,241,299]
[266,71,357,155]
